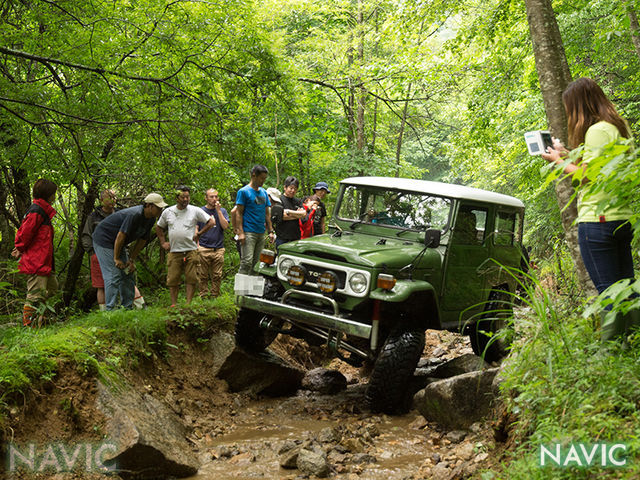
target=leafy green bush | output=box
[490,274,640,479]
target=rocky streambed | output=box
[3,329,507,480]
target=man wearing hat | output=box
[93,193,167,310]
[312,181,330,236]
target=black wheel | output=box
[469,287,513,362]
[365,326,425,414]
[235,309,279,353]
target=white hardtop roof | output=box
[341,176,524,209]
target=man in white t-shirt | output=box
[156,186,215,306]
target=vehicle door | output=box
[440,202,490,318]
[488,208,524,289]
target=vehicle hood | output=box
[279,232,440,269]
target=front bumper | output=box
[236,290,372,339]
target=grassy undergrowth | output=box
[487,283,640,479]
[0,294,237,428]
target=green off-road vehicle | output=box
[235,176,525,413]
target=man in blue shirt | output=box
[93,193,167,310]
[197,188,229,297]
[235,165,275,275]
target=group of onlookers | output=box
[11,166,329,326]
[234,165,329,275]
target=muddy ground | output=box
[186,330,500,480]
[2,329,503,480]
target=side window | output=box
[454,206,487,245]
[495,211,517,246]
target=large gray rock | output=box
[96,381,199,479]
[415,354,489,379]
[208,332,236,376]
[217,348,304,396]
[414,368,500,430]
[413,354,489,392]
[297,448,330,478]
[302,368,347,394]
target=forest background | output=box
[1,0,639,308]
[2,1,640,478]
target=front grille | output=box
[300,263,347,289]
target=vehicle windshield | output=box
[337,185,451,231]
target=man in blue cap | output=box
[311,181,330,236]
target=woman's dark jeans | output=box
[578,220,635,295]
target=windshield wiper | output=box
[395,228,414,236]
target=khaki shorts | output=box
[167,250,199,286]
[26,274,58,305]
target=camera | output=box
[524,130,553,155]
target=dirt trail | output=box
[187,330,498,480]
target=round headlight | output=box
[318,271,339,294]
[349,272,368,294]
[278,258,295,277]
[287,265,307,287]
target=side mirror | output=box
[424,228,441,248]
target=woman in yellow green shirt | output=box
[542,78,635,302]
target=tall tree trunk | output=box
[395,83,412,177]
[625,1,640,60]
[370,8,379,152]
[525,0,595,295]
[62,132,121,306]
[355,0,366,152]
[273,113,280,187]
[0,175,12,257]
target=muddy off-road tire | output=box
[469,288,513,363]
[234,309,279,353]
[365,327,425,414]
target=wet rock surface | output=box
[414,367,501,430]
[217,348,305,396]
[302,367,348,394]
[96,381,199,479]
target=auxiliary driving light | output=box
[260,249,276,265]
[377,273,396,290]
[318,271,339,294]
[286,265,307,286]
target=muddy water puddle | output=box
[188,387,448,480]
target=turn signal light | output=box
[318,271,339,294]
[260,249,276,265]
[286,265,307,286]
[377,274,396,290]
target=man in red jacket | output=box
[12,179,58,327]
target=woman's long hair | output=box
[562,78,630,149]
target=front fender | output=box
[370,279,435,302]
[255,263,278,277]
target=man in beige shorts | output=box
[156,186,215,306]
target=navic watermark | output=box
[539,442,629,468]
[6,442,118,473]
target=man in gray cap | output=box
[93,193,167,310]
[312,181,330,236]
